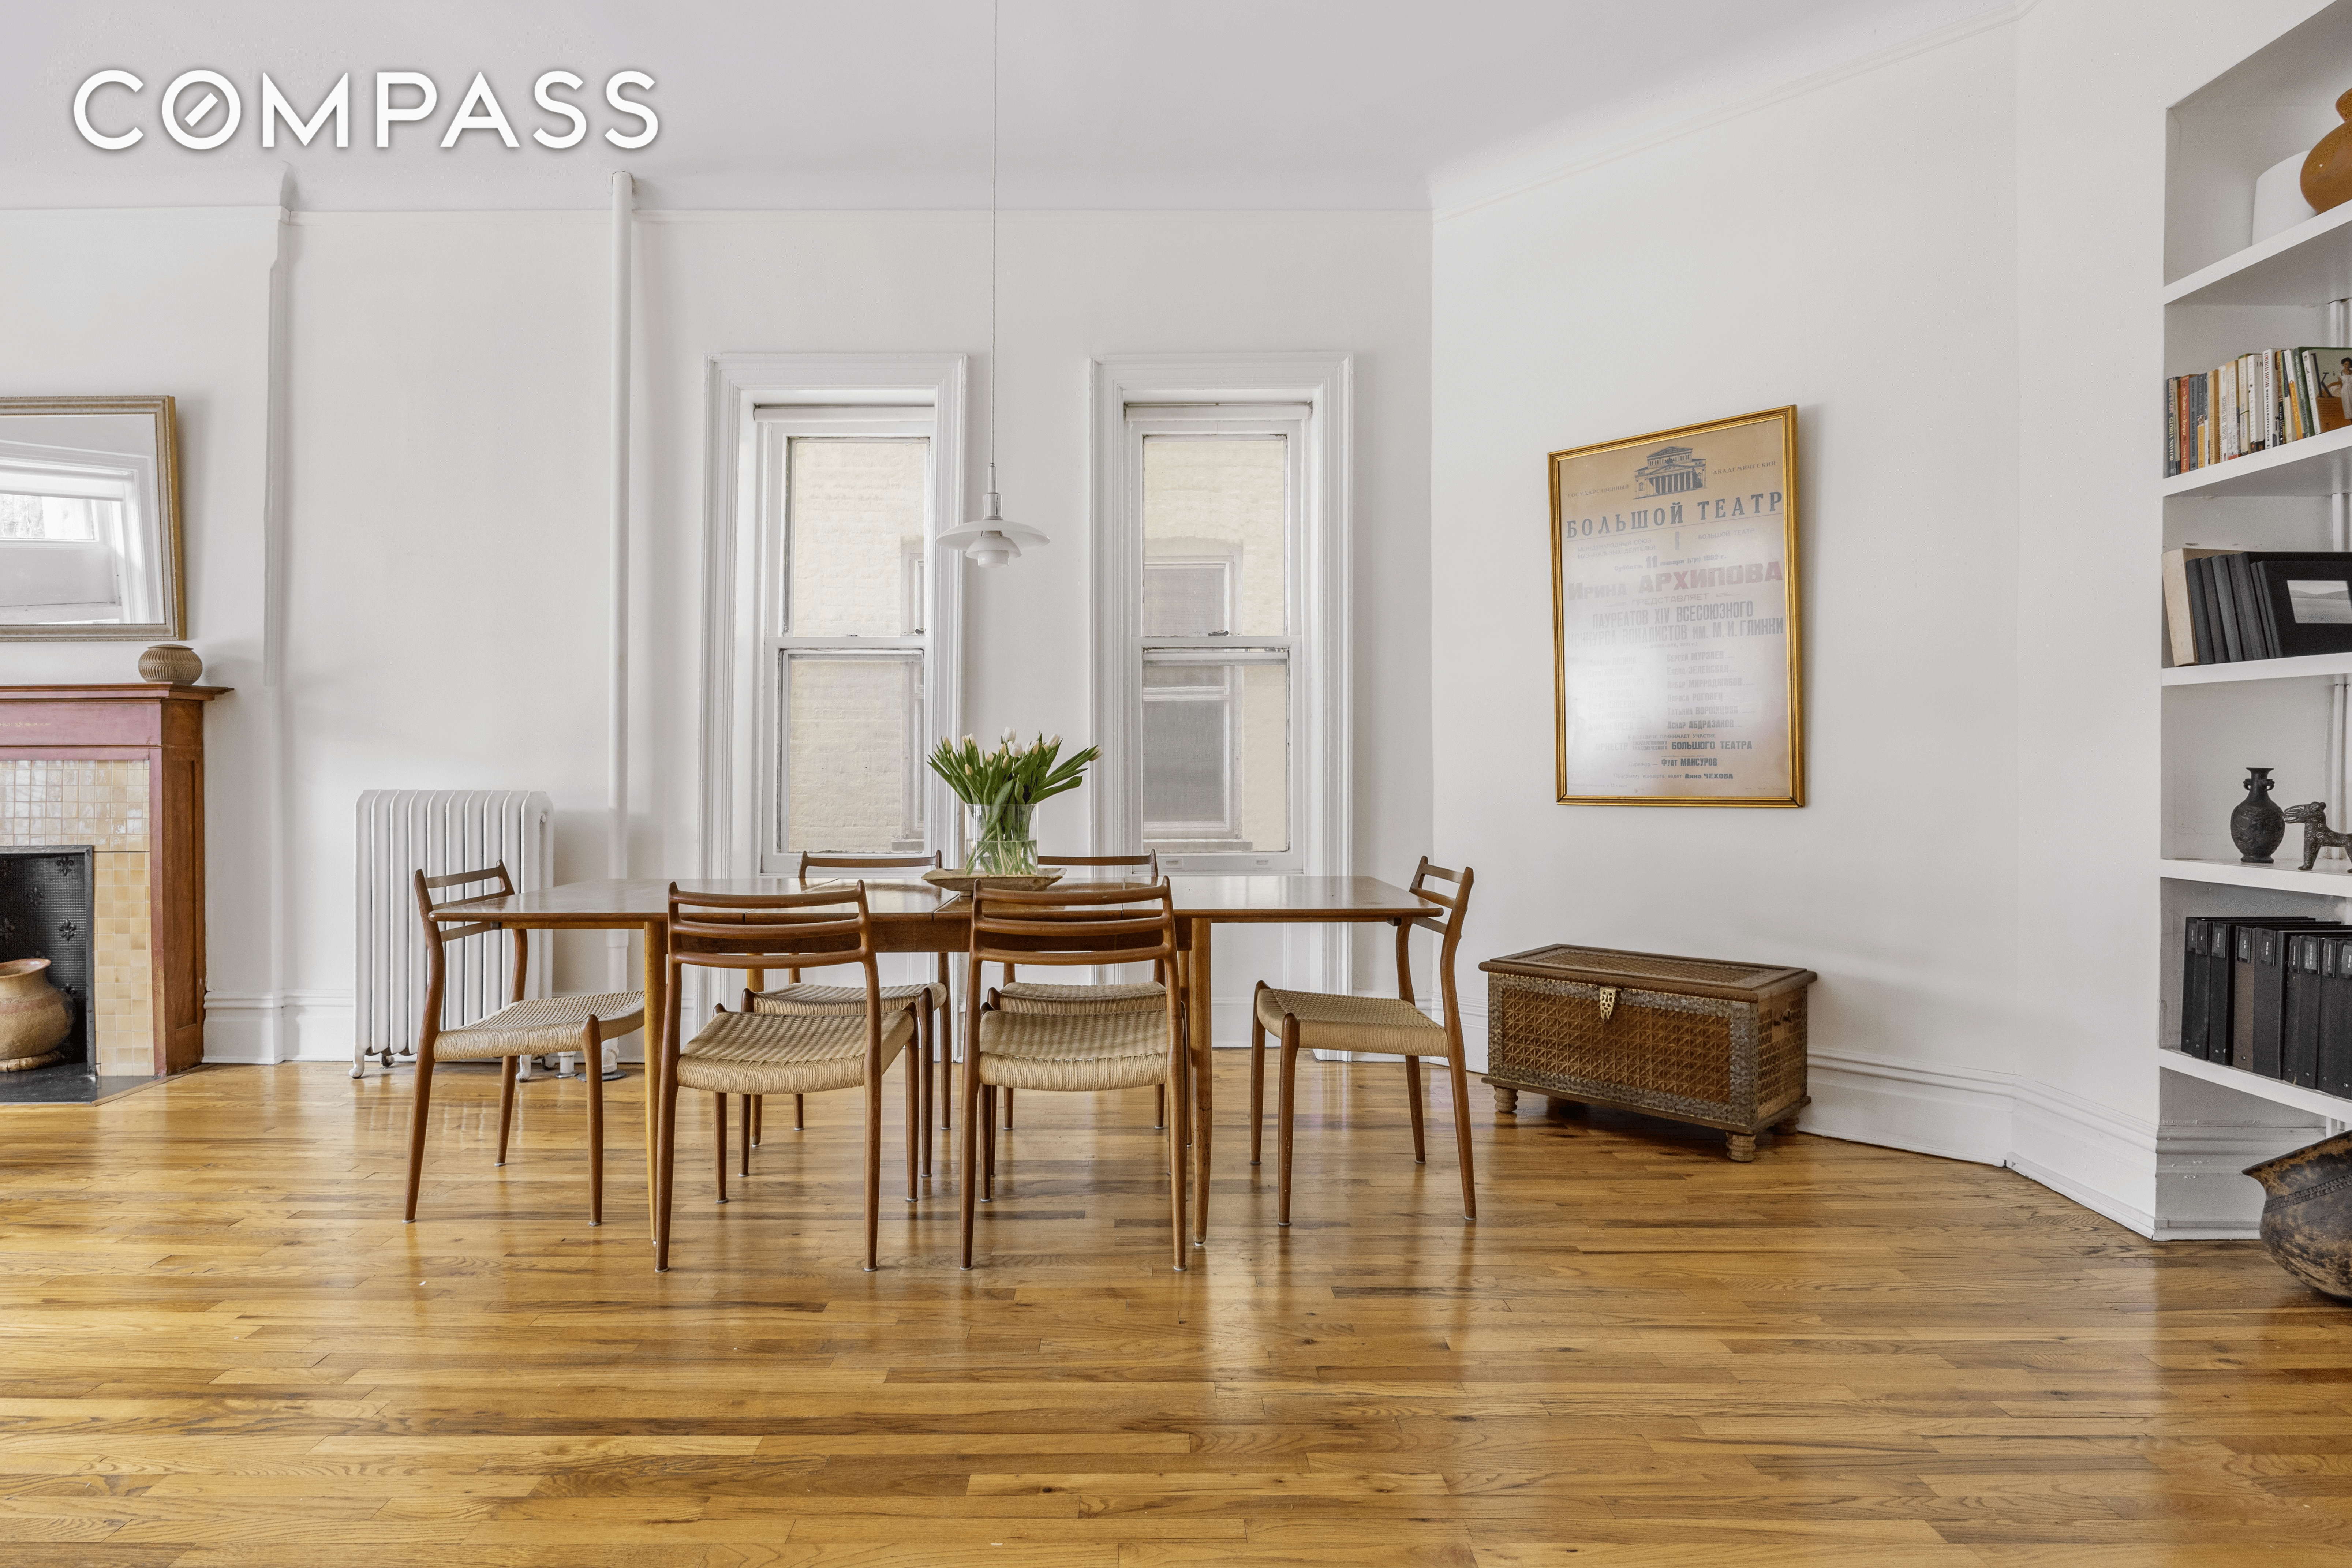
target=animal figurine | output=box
[2283,801,2352,871]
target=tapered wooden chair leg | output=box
[654,1015,678,1272]
[863,1066,883,1272]
[917,1002,934,1178]
[1405,1055,1427,1164]
[751,1095,762,1147]
[1002,1087,1014,1130]
[904,1029,920,1204]
[402,1047,437,1223]
[1444,1038,1477,1220]
[958,1047,983,1268]
[495,1055,519,1166]
[1154,1082,1166,1131]
[1192,1046,1213,1249]
[1249,993,1267,1166]
[713,1093,729,1204]
[740,1090,752,1178]
[1277,1015,1300,1227]
[1168,1059,1189,1273]
[978,1086,997,1213]
[794,1093,805,1131]
[583,1022,604,1226]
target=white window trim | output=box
[1089,352,1354,991]
[699,353,967,881]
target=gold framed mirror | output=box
[0,396,185,641]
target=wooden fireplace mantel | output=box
[0,684,229,1074]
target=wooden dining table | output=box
[435,873,1442,1246]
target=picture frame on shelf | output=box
[1548,405,1803,808]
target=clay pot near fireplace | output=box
[0,959,72,1073]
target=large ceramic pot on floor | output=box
[2247,1131,2352,1300]
[0,958,72,1073]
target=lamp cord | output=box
[988,0,999,493]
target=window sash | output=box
[1124,407,1309,874]
[752,406,938,873]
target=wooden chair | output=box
[401,864,643,1226]
[655,882,920,1273]
[742,850,950,1173]
[991,852,1164,1130]
[1250,858,1478,1224]
[960,880,1191,1272]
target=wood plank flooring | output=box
[0,1057,2347,1565]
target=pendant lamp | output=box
[936,0,1048,568]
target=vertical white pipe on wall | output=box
[265,175,296,1065]
[2333,300,2350,857]
[608,172,635,990]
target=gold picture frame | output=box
[0,395,186,641]
[1549,406,1802,807]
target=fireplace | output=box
[0,846,94,1070]
[0,685,224,1096]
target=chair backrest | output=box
[667,882,878,974]
[968,880,1177,972]
[796,849,942,878]
[1394,857,1476,1020]
[1038,851,1159,881]
[411,863,522,1035]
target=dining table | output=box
[434,873,1444,1246]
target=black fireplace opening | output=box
[0,845,94,1073]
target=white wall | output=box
[1430,0,2339,1236]
[198,207,1425,1051]
[0,205,282,1051]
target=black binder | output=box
[2285,931,2328,1088]
[2182,916,2213,1057]
[2235,920,2352,1077]
[2322,935,2352,1100]
[2208,555,2246,662]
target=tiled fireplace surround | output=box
[0,760,154,1076]
[0,685,220,1078]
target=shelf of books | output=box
[2158,15,2352,1141]
[2164,421,2352,499]
[2162,650,2352,686]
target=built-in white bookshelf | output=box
[2161,10,2352,1130]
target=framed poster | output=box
[1549,406,1802,807]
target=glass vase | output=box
[963,801,1038,876]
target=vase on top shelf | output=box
[2304,89,2352,216]
[2232,767,2286,863]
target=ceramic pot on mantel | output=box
[136,644,202,685]
[0,958,72,1073]
[2246,1131,2352,1301]
[2232,767,2286,864]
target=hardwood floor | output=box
[0,1058,2347,1566]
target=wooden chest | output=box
[1478,943,1816,1161]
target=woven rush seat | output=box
[1255,986,1440,1055]
[433,992,645,1061]
[750,981,946,1016]
[996,980,1165,1015]
[974,1008,1169,1092]
[676,1007,913,1096]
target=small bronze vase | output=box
[2232,767,2286,863]
[2245,1131,2352,1300]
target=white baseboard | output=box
[1803,1048,2014,1166]
[203,992,355,1065]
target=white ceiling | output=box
[4,0,2005,212]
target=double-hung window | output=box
[1091,354,1352,910]
[753,405,935,871]
[1129,406,1306,862]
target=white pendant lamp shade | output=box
[941,0,1047,571]
[939,476,1050,568]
